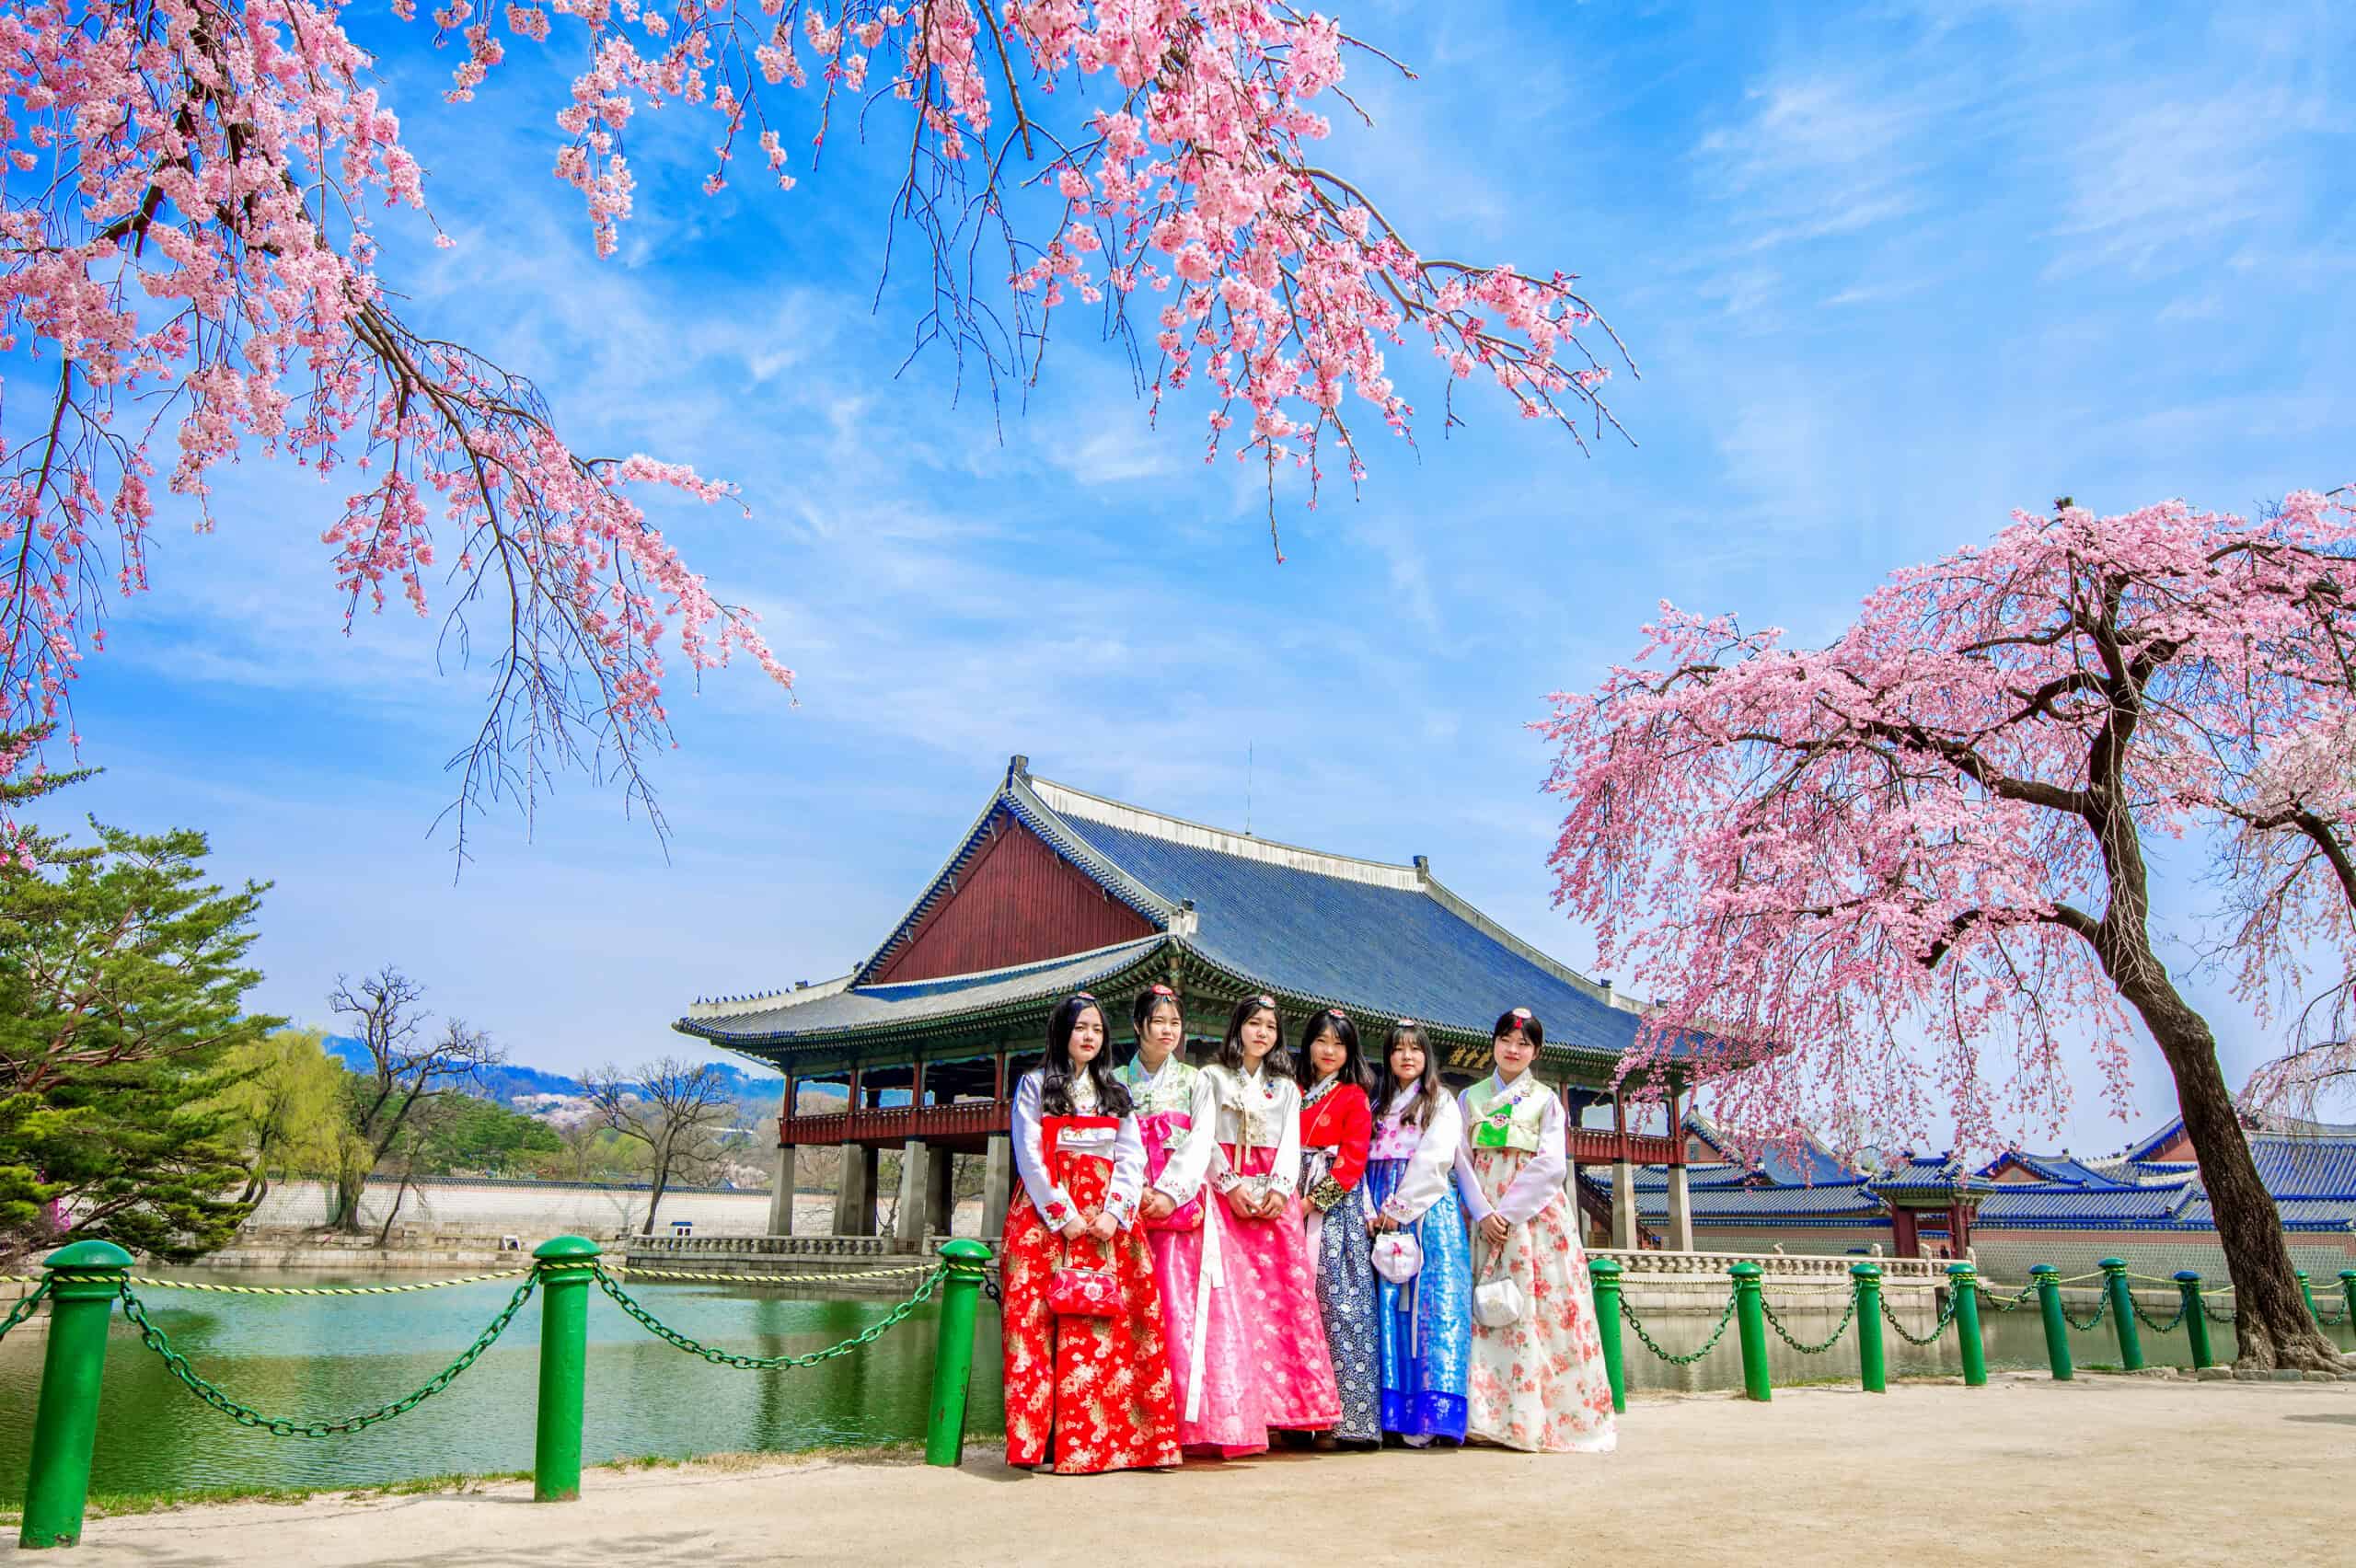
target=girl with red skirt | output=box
[1000,992,1183,1474]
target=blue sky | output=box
[40,1,2356,1154]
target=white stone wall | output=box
[244,1180,777,1238]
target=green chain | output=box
[2131,1297,2188,1334]
[119,1274,538,1437]
[2061,1293,2108,1332]
[1618,1292,1738,1366]
[595,1262,941,1369]
[0,1279,52,1343]
[1977,1284,2037,1314]
[2312,1304,2350,1328]
[1878,1291,1957,1346]
[1759,1290,1857,1355]
[2200,1298,2239,1326]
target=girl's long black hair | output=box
[1380,1020,1442,1129]
[1218,994,1289,1076]
[1295,1008,1369,1093]
[1041,994,1133,1117]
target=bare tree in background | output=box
[328,968,505,1232]
[583,1058,735,1236]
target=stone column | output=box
[981,1134,1014,1240]
[1663,1164,1694,1252]
[767,1143,798,1236]
[894,1138,929,1252]
[833,1142,877,1237]
[926,1147,955,1237]
[1611,1159,1640,1251]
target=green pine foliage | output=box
[0,811,282,1262]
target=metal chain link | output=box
[2131,1297,2188,1334]
[1759,1289,1857,1355]
[118,1274,538,1437]
[982,1270,1003,1307]
[594,1263,941,1369]
[1977,1284,2037,1313]
[2200,1297,2239,1326]
[2311,1303,2350,1328]
[0,1278,52,1343]
[1879,1291,1958,1346]
[1619,1292,1738,1366]
[2061,1293,2108,1332]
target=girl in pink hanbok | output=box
[1195,994,1342,1452]
[1111,984,1247,1450]
[1454,1006,1617,1454]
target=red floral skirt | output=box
[1000,1151,1183,1474]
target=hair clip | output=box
[1073,991,1098,1002]
[1395,1017,1416,1027]
[1327,1009,1347,1021]
[1149,983,1175,997]
[1253,995,1276,1009]
[1509,1006,1533,1020]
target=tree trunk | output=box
[2116,968,2345,1370]
[641,1135,673,1236]
[331,1170,368,1233]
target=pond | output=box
[3,1268,2348,1504]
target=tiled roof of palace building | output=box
[678,756,1680,1066]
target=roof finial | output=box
[1009,754,1030,781]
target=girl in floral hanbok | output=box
[1112,984,1245,1448]
[1297,1008,1379,1447]
[1454,1007,1617,1454]
[1197,994,1342,1452]
[1366,1020,1472,1447]
[1000,993,1182,1474]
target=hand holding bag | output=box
[1046,1262,1119,1317]
[1371,1228,1424,1285]
[1472,1229,1527,1328]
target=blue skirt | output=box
[1363,1157,1472,1442]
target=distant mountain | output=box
[316,1034,786,1111]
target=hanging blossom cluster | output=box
[1535,492,2356,1163]
[436,0,1632,550]
[0,0,793,861]
[2,1,1630,860]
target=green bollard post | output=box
[532,1235,600,1503]
[2339,1271,2356,1337]
[2100,1258,2143,1371]
[2176,1272,2212,1369]
[1588,1256,1626,1414]
[1851,1262,1886,1394]
[2033,1265,2073,1381]
[1947,1262,1986,1387]
[1729,1262,1770,1402]
[2296,1270,2318,1321]
[18,1239,134,1551]
[925,1239,993,1467]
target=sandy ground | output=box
[22,1373,2355,1566]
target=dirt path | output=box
[25,1373,2354,1565]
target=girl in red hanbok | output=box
[1198,995,1342,1452]
[1000,993,1182,1474]
[1297,1009,1379,1447]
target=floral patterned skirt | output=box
[1309,1178,1380,1442]
[999,1153,1183,1474]
[1363,1157,1471,1442]
[1463,1147,1617,1454]
[1189,1141,1341,1452]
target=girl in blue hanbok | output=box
[1363,1020,1472,1446]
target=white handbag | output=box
[1371,1230,1423,1285]
[1472,1235,1527,1328]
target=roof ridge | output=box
[1029,774,1428,891]
[863,935,1165,994]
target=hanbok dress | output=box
[1199,1062,1342,1449]
[999,1068,1182,1473]
[1454,1071,1617,1454]
[1365,1086,1472,1444]
[1299,1073,1379,1444]
[1112,1054,1248,1442]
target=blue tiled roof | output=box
[1977,1183,2193,1227]
[1868,1156,1997,1196]
[1591,1167,1884,1227]
[1980,1152,2135,1189]
[2246,1136,2356,1198]
[1040,792,1645,1054]
[2164,1195,2356,1231]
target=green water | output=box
[0,1270,1004,1505]
[3,1272,2347,1503]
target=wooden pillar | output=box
[893,1139,929,1251]
[1561,1085,1582,1201]
[1888,1205,1921,1259]
[767,1142,798,1237]
[982,1134,1013,1240]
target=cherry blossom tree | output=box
[0,1,1633,860]
[1540,491,2356,1370]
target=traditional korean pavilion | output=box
[676,755,1695,1249]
